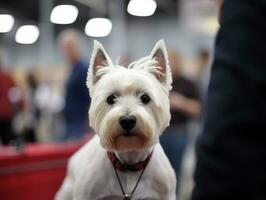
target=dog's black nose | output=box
[119,115,137,131]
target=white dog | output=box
[55,40,176,200]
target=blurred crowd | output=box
[0,30,211,147]
[0,30,93,145]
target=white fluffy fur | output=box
[56,40,176,200]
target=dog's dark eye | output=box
[140,94,150,104]
[107,94,117,105]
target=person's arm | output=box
[192,0,266,199]
[170,92,201,117]
[215,0,223,22]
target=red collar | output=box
[107,151,153,172]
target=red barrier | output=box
[0,137,91,200]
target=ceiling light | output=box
[0,14,14,33]
[127,0,157,17]
[85,18,112,37]
[50,5,78,24]
[15,25,40,44]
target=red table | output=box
[0,137,91,200]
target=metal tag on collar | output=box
[124,194,132,200]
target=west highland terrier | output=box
[55,40,176,200]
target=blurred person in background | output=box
[215,0,223,22]
[32,80,64,142]
[59,29,91,140]
[160,49,201,194]
[196,48,211,98]
[0,60,16,145]
[119,54,132,66]
[21,72,40,142]
[192,0,266,199]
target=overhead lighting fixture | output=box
[127,0,157,17]
[0,14,14,33]
[50,5,78,24]
[85,18,112,37]
[15,25,40,44]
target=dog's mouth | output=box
[121,131,137,137]
[114,134,149,151]
[116,132,142,140]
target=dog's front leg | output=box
[166,193,177,200]
[55,175,74,200]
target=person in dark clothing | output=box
[192,0,266,199]
[22,72,39,143]
[59,29,91,140]
[0,66,15,145]
[170,77,200,125]
[160,49,201,193]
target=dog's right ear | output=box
[87,40,113,89]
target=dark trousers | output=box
[0,120,14,145]
[23,128,36,143]
[160,125,188,195]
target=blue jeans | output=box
[64,120,87,141]
[160,125,188,191]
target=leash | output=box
[109,151,153,200]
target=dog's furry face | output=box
[87,40,172,152]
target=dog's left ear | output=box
[87,40,113,89]
[150,39,172,90]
